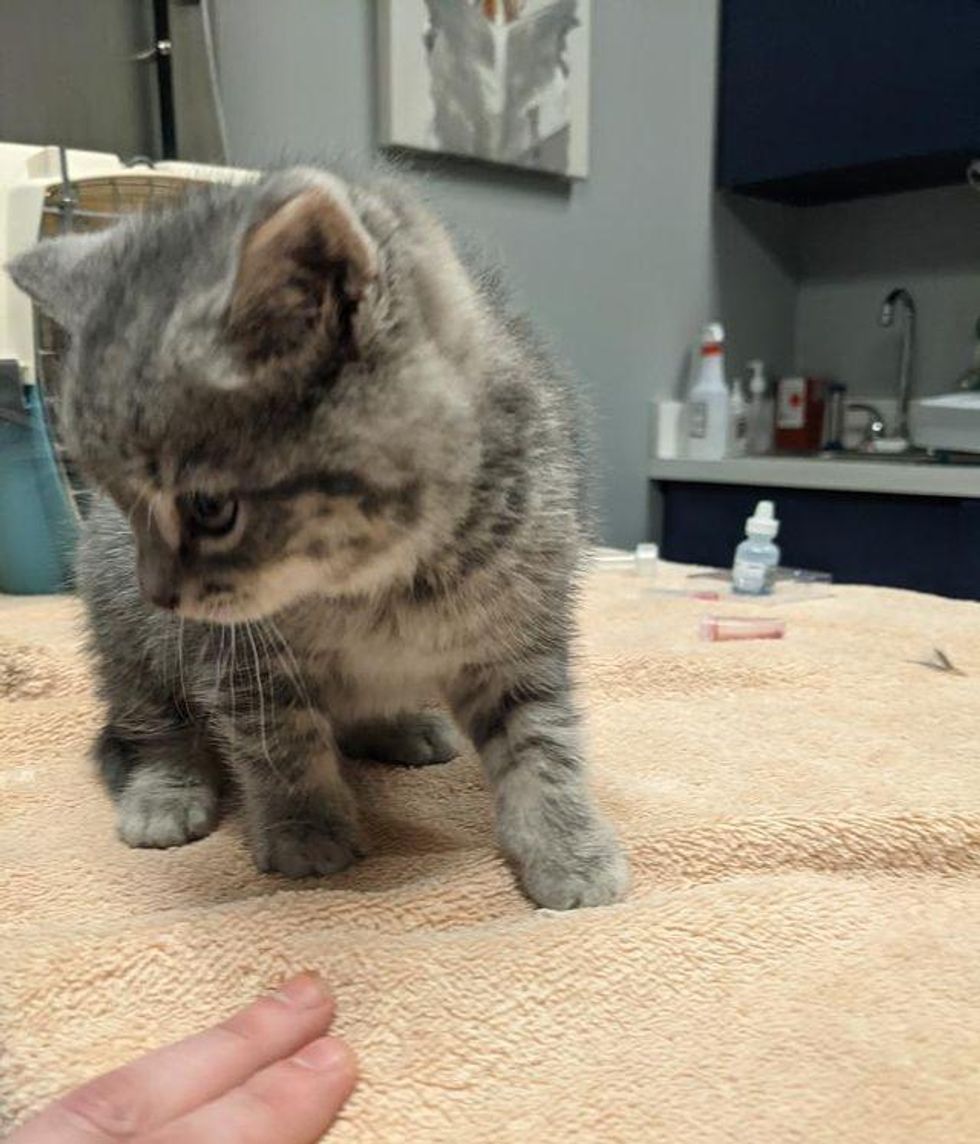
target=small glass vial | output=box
[732,500,781,595]
[700,615,786,641]
[634,543,659,577]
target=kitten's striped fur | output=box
[8,167,628,909]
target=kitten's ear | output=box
[6,229,116,331]
[228,173,378,362]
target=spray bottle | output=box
[685,323,731,461]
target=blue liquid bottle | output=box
[732,500,781,595]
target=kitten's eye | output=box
[186,492,239,537]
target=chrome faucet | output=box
[878,287,916,441]
[847,401,886,448]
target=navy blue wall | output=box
[661,482,980,600]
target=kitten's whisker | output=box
[244,620,274,772]
[252,622,290,782]
[214,621,227,704]
[252,620,327,791]
[261,617,334,752]
[159,614,172,695]
[256,620,299,710]
[176,616,190,717]
[228,621,238,735]
[111,710,176,739]
[253,621,279,724]
[137,630,155,691]
[254,622,309,795]
[127,484,151,532]
[263,617,315,710]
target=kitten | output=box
[8,167,628,909]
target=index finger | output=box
[11,971,336,1143]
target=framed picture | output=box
[378,0,592,178]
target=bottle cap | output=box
[634,543,659,575]
[746,499,779,538]
[700,322,724,355]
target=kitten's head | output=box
[8,168,485,621]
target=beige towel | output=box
[2,566,979,1142]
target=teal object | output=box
[0,383,78,594]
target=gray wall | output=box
[714,194,799,395]
[0,0,158,157]
[211,0,794,546]
[794,186,980,401]
[7,2,974,540]
[206,0,980,468]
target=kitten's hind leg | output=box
[337,712,459,767]
[97,716,222,849]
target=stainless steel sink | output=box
[815,449,980,466]
[816,449,934,464]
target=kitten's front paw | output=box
[517,827,630,911]
[117,780,219,849]
[254,820,359,879]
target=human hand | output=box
[10,971,356,1143]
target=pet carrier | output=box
[0,142,251,593]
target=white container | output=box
[634,543,659,576]
[685,322,730,461]
[728,375,748,457]
[746,359,774,455]
[650,399,684,460]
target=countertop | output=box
[649,454,980,498]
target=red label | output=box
[777,379,807,430]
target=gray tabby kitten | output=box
[8,167,628,909]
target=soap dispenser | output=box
[728,375,748,457]
[746,360,774,455]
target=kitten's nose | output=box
[147,588,181,611]
[137,559,181,611]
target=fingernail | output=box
[273,971,328,1009]
[293,1036,353,1073]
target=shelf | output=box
[717,0,980,206]
[649,456,980,499]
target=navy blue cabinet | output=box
[659,482,980,600]
[718,0,980,204]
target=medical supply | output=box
[732,500,781,595]
[728,375,748,457]
[775,376,826,452]
[699,616,786,642]
[746,360,774,455]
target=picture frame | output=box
[378,0,592,178]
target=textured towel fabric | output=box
[1,566,979,1143]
